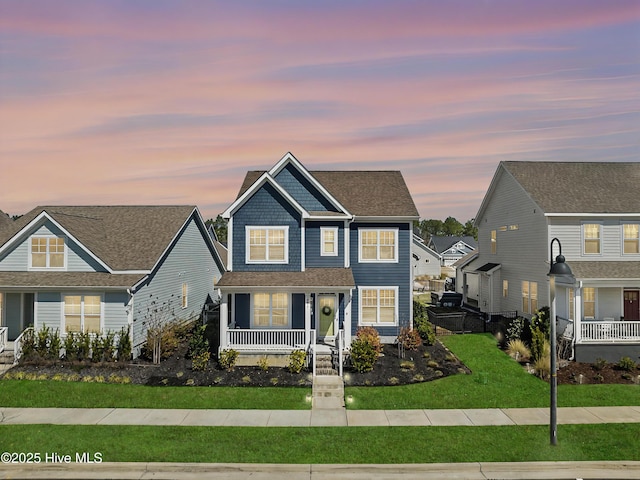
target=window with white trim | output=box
[359,287,397,325]
[490,230,497,254]
[30,236,65,268]
[246,226,288,263]
[530,282,538,313]
[321,227,338,256]
[583,224,601,254]
[583,287,596,318]
[502,280,508,298]
[253,293,289,328]
[64,295,101,334]
[359,229,398,262]
[522,281,530,314]
[181,283,188,309]
[623,224,639,254]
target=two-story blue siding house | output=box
[217,153,419,368]
[0,206,224,360]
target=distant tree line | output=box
[414,217,477,243]
[205,215,228,244]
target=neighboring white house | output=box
[412,233,442,278]
[460,161,640,363]
[428,236,477,267]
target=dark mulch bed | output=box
[557,361,640,385]
[6,340,470,388]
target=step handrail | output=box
[13,327,33,365]
[0,327,7,354]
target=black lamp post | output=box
[547,238,574,446]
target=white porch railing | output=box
[580,321,640,343]
[226,329,307,351]
[14,327,33,364]
[0,327,7,354]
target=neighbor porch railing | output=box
[580,321,640,343]
[226,328,307,351]
[13,326,33,364]
[0,327,7,354]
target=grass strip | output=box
[1,424,638,463]
[345,334,640,409]
[0,381,311,410]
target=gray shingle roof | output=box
[0,271,147,288]
[0,206,197,271]
[568,261,640,280]
[238,170,419,217]
[217,268,355,288]
[502,162,640,213]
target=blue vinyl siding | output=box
[305,221,344,268]
[350,222,412,337]
[232,182,302,272]
[103,292,130,332]
[274,163,337,212]
[36,292,61,330]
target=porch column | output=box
[305,293,312,347]
[219,292,228,352]
[344,290,352,346]
[574,286,582,343]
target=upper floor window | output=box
[583,224,601,254]
[623,224,639,254]
[321,227,338,256]
[253,292,288,328]
[359,228,398,262]
[31,236,65,268]
[490,230,497,254]
[64,294,101,334]
[246,226,288,263]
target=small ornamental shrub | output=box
[101,331,117,362]
[91,335,104,363]
[19,328,36,361]
[35,325,51,359]
[533,340,551,380]
[593,358,607,371]
[116,327,132,362]
[218,348,239,371]
[355,326,382,355]
[617,356,637,372]
[76,332,91,362]
[188,325,210,358]
[397,327,421,351]
[350,337,379,373]
[530,307,550,337]
[399,360,415,370]
[530,326,546,363]
[413,300,436,345]
[506,339,531,362]
[506,316,527,342]
[63,332,78,361]
[288,350,306,374]
[257,356,270,372]
[191,351,210,371]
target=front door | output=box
[318,294,336,340]
[624,290,639,320]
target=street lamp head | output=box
[548,254,573,277]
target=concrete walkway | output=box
[1,405,639,426]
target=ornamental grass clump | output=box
[506,339,531,362]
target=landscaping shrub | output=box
[397,327,421,351]
[506,316,527,342]
[191,351,210,371]
[188,325,210,372]
[218,348,239,371]
[506,339,531,362]
[617,356,637,372]
[288,350,306,374]
[257,356,269,372]
[530,325,546,363]
[76,332,91,362]
[19,328,36,360]
[63,332,78,361]
[530,307,550,337]
[533,340,551,380]
[91,335,104,363]
[117,327,132,362]
[593,358,607,371]
[413,300,436,345]
[349,337,378,373]
[355,326,382,354]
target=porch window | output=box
[359,229,398,262]
[583,287,595,318]
[246,226,288,263]
[359,287,397,325]
[321,227,338,256]
[583,224,601,254]
[253,293,288,328]
[31,236,65,268]
[623,224,639,254]
[64,295,101,334]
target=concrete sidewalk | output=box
[1,406,639,426]
[2,461,640,479]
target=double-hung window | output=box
[623,224,639,254]
[246,226,288,263]
[253,293,289,328]
[522,281,538,314]
[359,287,397,325]
[30,236,65,268]
[321,227,338,256]
[491,230,497,254]
[359,229,398,262]
[64,295,101,334]
[583,224,601,254]
[583,287,596,318]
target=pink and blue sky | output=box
[1,1,639,221]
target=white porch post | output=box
[219,292,228,351]
[344,290,352,346]
[305,293,312,347]
[574,285,582,343]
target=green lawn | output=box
[0,381,311,410]
[345,334,640,409]
[1,424,638,463]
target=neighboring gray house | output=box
[428,236,477,266]
[412,233,442,278]
[461,161,640,362]
[0,206,224,358]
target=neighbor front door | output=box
[624,290,639,320]
[318,295,336,339]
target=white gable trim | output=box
[0,211,112,273]
[222,171,310,220]
[269,152,352,216]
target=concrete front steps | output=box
[312,375,345,410]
